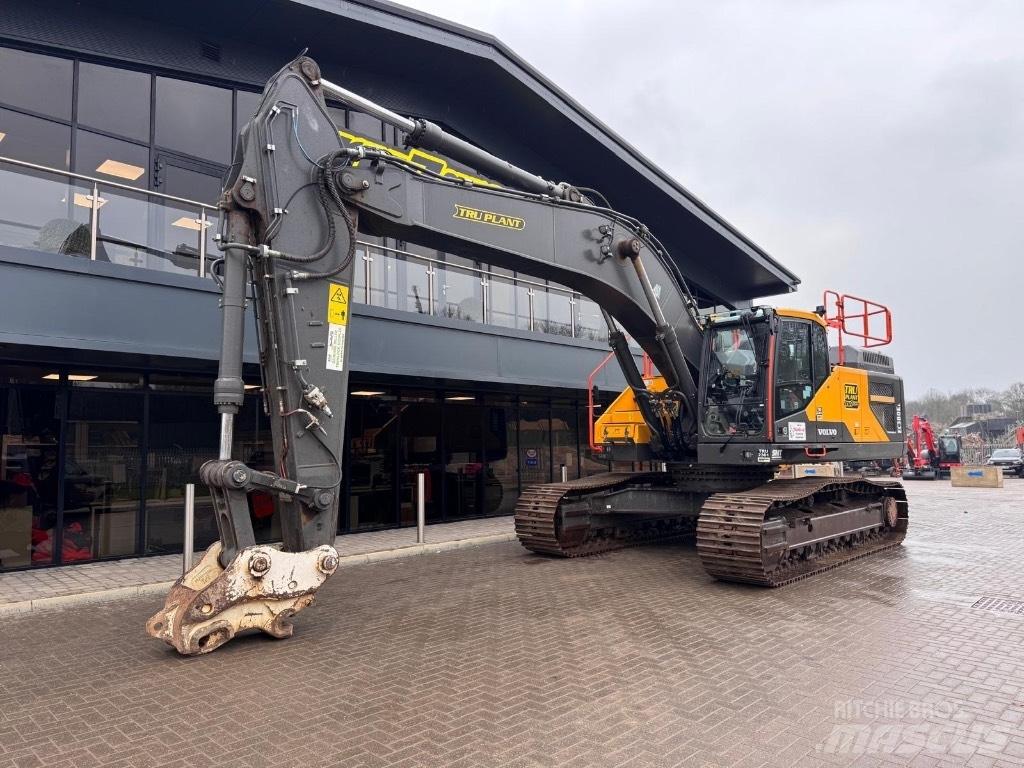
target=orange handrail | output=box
[823,290,893,365]
[587,352,615,452]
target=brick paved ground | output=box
[0,516,514,607]
[1,480,1023,768]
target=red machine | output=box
[903,415,961,480]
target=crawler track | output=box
[514,467,771,558]
[515,471,908,587]
[696,477,908,587]
[514,472,690,557]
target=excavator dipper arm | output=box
[148,54,703,654]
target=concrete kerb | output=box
[0,531,517,616]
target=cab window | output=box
[811,323,830,388]
[701,322,768,437]
[776,320,812,418]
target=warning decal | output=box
[328,283,349,325]
[326,324,346,372]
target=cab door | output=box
[773,318,832,442]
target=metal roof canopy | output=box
[283,0,800,306]
[0,0,799,305]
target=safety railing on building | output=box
[0,155,611,344]
[0,155,218,277]
[353,240,610,342]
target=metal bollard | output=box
[560,464,568,483]
[416,472,425,544]
[183,483,195,576]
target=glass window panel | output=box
[529,282,548,334]
[575,296,607,343]
[541,285,573,337]
[484,398,517,515]
[0,107,70,169]
[236,90,262,127]
[551,402,578,480]
[515,280,533,331]
[63,389,142,561]
[361,241,398,309]
[1,364,62,386]
[159,160,221,203]
[147,373,214,393]
[78,63,150,142]
[154,77,232,163]
[156,161,221,275]
[488,267,517,329]
[439,255,483,322]
[776,321,813,418]
[346,392,398,531]
[518,403,551,486]
[0,165,88,255]
[74,129,149,188]
[0,379,60,568]
[155,199,209,274]
[353,237,380,304]
[578,405,611,477]
[812,323,830,389]
[0,47,72,120]
[145,393,218,554]
[89,185,151,268]
[66,370,142,389]
[396,242,435,315]
[398,391,442,523]
[443,398,485,520]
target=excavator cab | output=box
[694,297,905,467]
[595,294,904,469]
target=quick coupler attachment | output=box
[146,541,339,655]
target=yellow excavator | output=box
[515,299,906,587]
[146,55,907,655]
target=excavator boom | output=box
[147,54,707,654]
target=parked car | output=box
[986,448,1024,477]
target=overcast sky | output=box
[398,0,1022,398]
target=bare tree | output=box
[1000,382,1024,422]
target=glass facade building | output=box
[0,363,612,569]
[0,41,623,570]
[0,0,795,570]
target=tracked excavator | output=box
[147,55,909,655]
